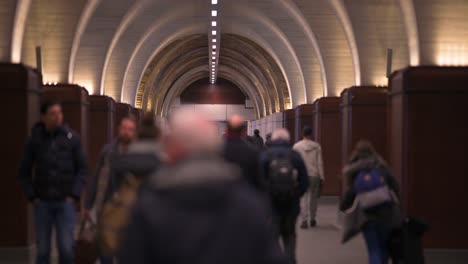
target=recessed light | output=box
[212,39,216,43]
[212,51,216,55]
[212,0,218,4]
[212,21,217,27]
[211,10,217,17]
[212,45,216,49]
[211,30,217,35]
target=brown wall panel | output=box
[180,78,246,105]
[340,86,388,190]
[132,107,143,126]
[88,96,115,181]
[389,66,468,249]
[0,63,41,248]
[283,109,295,144]
[313,97,341,196]
[114,103,132,136]
[294,104,314,142]
[42,84,90,155]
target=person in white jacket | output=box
[293,126,324,228]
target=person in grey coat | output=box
[84,116,137,264]
[119,109,287,264]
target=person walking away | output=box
[19,101,88,264]
[84,116,137,264]
[340,140,402,264]
[260,128,309,264]
[265,133,273,149]
[118,109,288,264]
[223,115,264,192]
[293,127,324,228]
[251,129,265,150]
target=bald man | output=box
[119,110,287,264]
[222,115,264,192]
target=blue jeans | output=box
[363,222,390,264]
[34,200,76,264]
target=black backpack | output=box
[267,151,298,201]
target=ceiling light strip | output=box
[209,0,220,84]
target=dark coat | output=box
[251,135,265,150]
[259,141,309,214]
[85,140,121,210]
[113,140,162,182]
[19,123,88,201]
[340,154,402,230]
[118,156,287,264]
[223,137,263,191]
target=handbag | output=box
[341,198,368,243]
[75,216,98,264]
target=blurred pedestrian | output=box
[223,115,264,192]
[293,127,324,228]
[119,109,287,264]
[19,101,88,264]
[260,128,309,264]
[84,116,137,264]
[340,141,402,264]
[251,129,265,150]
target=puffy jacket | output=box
[293,139,324,179]
[259,141,309,213]
[19,123,88,201]
[119,156,287,264]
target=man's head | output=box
[226,114,245,137]
[165,108,221,163]
[271,128,290,142]
[254,129,260,136]
[118,116,137,145]
[302,126,313,139]
[41,101,63,130]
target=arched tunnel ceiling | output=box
[0,0,467,116]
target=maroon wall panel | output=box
[180,78,246,105]
[0,63,41,248]
[132,107,143,126]
[340,86,388,190]
[294,104,314,143]
[42,84,90,155]
[389,66,468,249]
[114,103,132,136]
[313,97,341,196]
[88,96,115,181]
[283,109,296,144]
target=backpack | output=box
[98,174,142,256]
[267,151,298,201]
[354,168,394,209]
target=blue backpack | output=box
[354,168,393,209]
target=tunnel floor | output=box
[8,198,468,264]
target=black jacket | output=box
[251,135,265,150]
[223,137,263,191]
[119,156,287,264]
[19,123,88,201]
[259,141,309,214]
